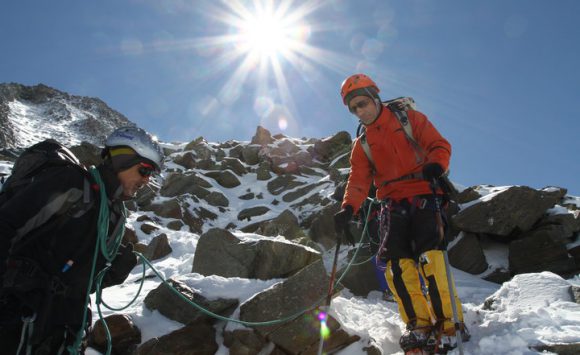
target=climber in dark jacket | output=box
[0,126,164,354]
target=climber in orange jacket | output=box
[333,74,468,353]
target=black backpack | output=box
[0,139,95,254]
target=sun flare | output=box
[187,0,344,135]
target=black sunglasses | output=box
[349,98,372,113]
[138,163,155,177]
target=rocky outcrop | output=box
[191,228,320,280]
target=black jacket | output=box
[0,163,136,329]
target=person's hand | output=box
[334,205,355,246]
[422,163,444,181]
[102,243,137,288]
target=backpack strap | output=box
[390,108,426,165]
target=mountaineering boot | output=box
[399,327,437,354]
[437,323,471,354]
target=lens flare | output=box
[317,309,331,340]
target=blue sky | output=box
[1,0,579,195]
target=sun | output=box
[233,1,310,61]
[185,0,345,134]
[239,13,289,58]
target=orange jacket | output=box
[342,107,451,212]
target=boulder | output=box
[173,152,196,170]
[135,322,218,355]
[509,227,577,275]
[160,172,212,197]
[311,131,352,162]
[239,260,358,354]
[143,278,238,325]
[204,191,229,207]
[223,329,267,355]
[142,234,173,261]
[70,141,102,167]
[448,232,489,274]
[308,203,342,249]
[237,206,270,221]
[267,174,306,196]
[241,145,261,165]
[452,186,567,239]
[256,161,272,180]
[253,209,307,240]
[220,157,247,175]
[90,314,141,355]
[192,228,320,280]
[144,199,183,219]
[250,126,274,145]
[204,170,241,188]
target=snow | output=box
[84,176,580,355]
[2,138,579,354]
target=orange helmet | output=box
[340,73,380,105]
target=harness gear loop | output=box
[376,200,392,262]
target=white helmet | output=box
[105,126,164,171]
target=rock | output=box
[282,181,329,203]
[239,260,357,353]
[452,186,567,239]
[160,172,212,197]
[448,232,488,274]
[238,192,255,200]
[143,278,238,325]
[122,227,138,244]
[241,145,261,165]
[173,152,196,169]
[145,199,183,219]
[482,267,511,284]
[237,206,270,221]
[308,203,342,249]
[455,186,482,204]
[143,234,173,261]
[338,249,381,297]
[311,131,352,162]
[204,191,229,207]
[70,141,102,167]
[204,170,241,188]
[135,322,218,355]
[250,126,274,145]
[253,209,307,240]
[509,228,577,275]
[223,329,267,355]
[220,157,247,175]
[267,174,306,196]
[140,223,159,235]
[192,228,320,280]
[532,343,580,355]
[166,220,184,231]
[90,314,141,355]
[571,286,580,304]
[256,161,272,180]
[196,158,218,170]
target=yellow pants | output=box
[385,250,464,333]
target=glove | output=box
[334,205,355,246]
[102,243,137,288]
[422,163,444,181]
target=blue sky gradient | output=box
[1,0,578,194]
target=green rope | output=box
[67,167,126,355]
[74,192,383,354]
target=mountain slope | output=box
[0,83,133,149]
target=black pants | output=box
[382,195,445,260]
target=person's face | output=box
[117,163,153,198]
[349,96,379,125]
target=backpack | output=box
[0,139,95,254]
[355,97,458,195]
